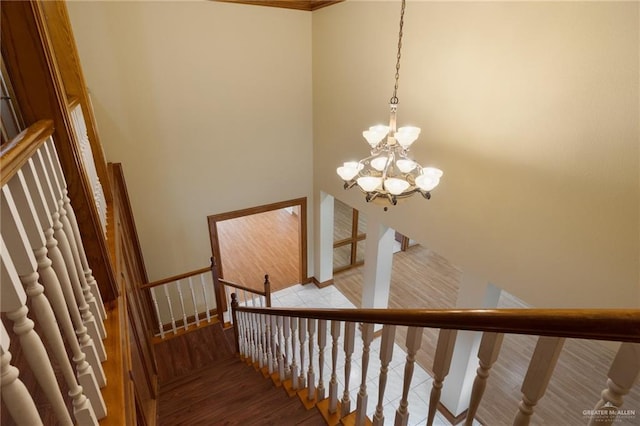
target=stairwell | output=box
[155,323,326,425]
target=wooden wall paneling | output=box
[0,0,118,302]
[122,234,159,385]
[110,163,149,283]
[109,162,158,418]
[38,0,113,204]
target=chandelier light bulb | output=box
[415,167,443,192]
[357,176,382,192]
[396,159,417,173]
[362,125,390,148]
[336,161,362,181]
[384,177,410,195]
[371,156,389,171]
[395,126,421,149]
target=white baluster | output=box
[465,332,504,426]
[254,314,262,367]
[588,343,640,426]
[199,274,211,322]
[427,329,457,426]
[69,106,106,233]
[317,319,327,401]
[251,295,256,307]
[44,141,106,322]
[18,161,107,398]
[395,326,424,426]
[259,296,264,308]
[175,280,188,330]
[270,316,278,374]
[355,322,374,426]
[291,317,299,390]
[241,312,248,358]
[0,237,72,425]
[259,314,267,369]
[38,148,106,343]
[1,320,43,426]
[245,312,255,363]
[277,316,286,381]
[284,316,292,380]
[329,320,341,415]
[254,313,261,364]
[373,324,396,426]
[242,312,250,358]
[237,312,245,358]
[2,181,99,424]
[265,315,273,375]
[251,313,259,364]
[307,318,316,401]
[513,336,565,426]
[150,287,165,339]
[242,289,248,307]
[188,277,200,327]
[341,321,356,418]
[163,284,177,335]
[299,317,307,389]
[31,153,106,362]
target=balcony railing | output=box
[231,298,639,426]
[1,120,109,425]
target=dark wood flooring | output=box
[155,324,326,425]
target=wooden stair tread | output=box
[158,355,326,425]
[154,321,235,383]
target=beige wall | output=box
[68,1,313,281]
[313,1,639,308]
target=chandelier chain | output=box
[391,0,406,105]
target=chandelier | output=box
[336,0,443,206]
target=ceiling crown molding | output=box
[213,0,344,12]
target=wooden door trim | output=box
[207,197,308,285]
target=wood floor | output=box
[217,208,300,292]
[155,324,325,425]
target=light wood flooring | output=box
[217,208,300,292]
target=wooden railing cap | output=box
[1,120,54,186]
[232,306,640,343]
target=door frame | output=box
[207,197,308,285]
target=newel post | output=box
[263,274,271,307]
[210,256,225,322]
[230,293,239,353]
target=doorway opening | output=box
[207,198,307,293]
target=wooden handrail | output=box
[219,278,267,296]
[232,306,640,343]
[1,120,54,186]
[140,266,211,289]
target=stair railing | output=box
[140,266,217,339]
[140,257,271,339]
[1,121,110,425]
[231,298,639,426]
[220,274,272,310]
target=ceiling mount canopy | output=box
[336,0,443,206]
